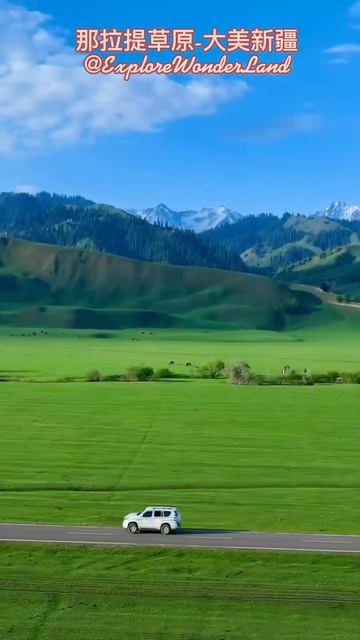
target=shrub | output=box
[197,360,225,379]
[287,372,304,385]
[126,366,154,382]
[312,372,334,384]
[326,371,340,383]
[346,372,360,383]
[86,369,102,382]
[154,368,174,379]
[336,372,360,384]
[280,369,303,385]
[224,361,251,385]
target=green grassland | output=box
[1,311,360,380]
[0,544,360,640]
[1,237,360,638]
[0,381,359,532]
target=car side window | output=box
[142,510,153,518]
[154,510,162,518]
[163,510,171,517]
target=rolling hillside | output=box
[0,237,321,330]
[283,246,360,298]
[205,213,360,273]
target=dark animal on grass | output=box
[186,362,192,367]
[169,361,174,365]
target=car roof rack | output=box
[147,506,177,510]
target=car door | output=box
[139,509,154,530]
[152,509,163,531]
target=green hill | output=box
[0,237,321,330]
[205,213,360,273]
[283,245,360,299]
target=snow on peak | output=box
[128,204,242,232]
[315,201,360,221]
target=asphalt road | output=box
[0,523,359,553]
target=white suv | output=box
[123,506,181,535]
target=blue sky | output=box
[1,0,360,214]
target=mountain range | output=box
[1,191,360,286]
[314,201,360,222]
[205,212,360,274]
[0,190,359,330]
[128,203,242,232]
[129,200,360,231]
[0,192,244,273]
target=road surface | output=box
[0,523,359,553]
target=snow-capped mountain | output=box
[128,203,242,232]
[314,200,360,221]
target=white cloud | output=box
[323,42,360,64]
[328,57,351,65]
[233,114,322,144]
[14,183,38,194]
[324,43,360,55]
[325,5,360,60]
[0,3,248,155]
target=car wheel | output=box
[128,522,139,534]
[160,523,171,535]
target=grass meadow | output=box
[0,380,359,532]
[0,321,360,381]
[0,324,359,639]
[0,544,359,640]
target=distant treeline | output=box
[0,192,245,272]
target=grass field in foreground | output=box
[0,382,359,532]
[0,321,360,381]
[0,544,359,640]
